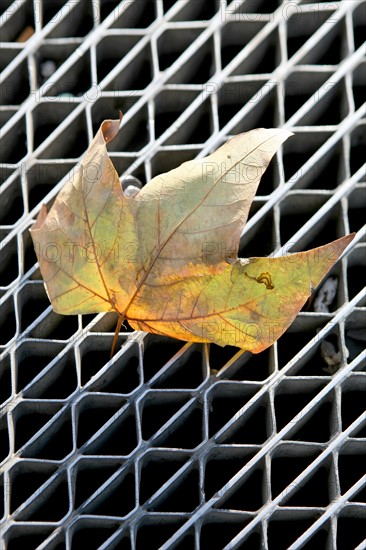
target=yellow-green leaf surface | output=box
[30,116,355,353]
[127,238,354,351]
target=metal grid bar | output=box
[0,0,365,548]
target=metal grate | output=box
[0,0,365,548]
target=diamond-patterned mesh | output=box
[0,1,365,549]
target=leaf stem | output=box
[111,314,124,358]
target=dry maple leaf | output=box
[30,115,355,356]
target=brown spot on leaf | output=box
[244,271,274,290]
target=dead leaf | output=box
[30,115,355,354]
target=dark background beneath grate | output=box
[0,0,366,549]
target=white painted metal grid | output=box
[0,0,365,548]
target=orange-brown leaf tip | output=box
[340,232,356,249]
[101,114,122,144]
[314,233,355,263]
[30,204,48,232]
[305,233,355,289]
